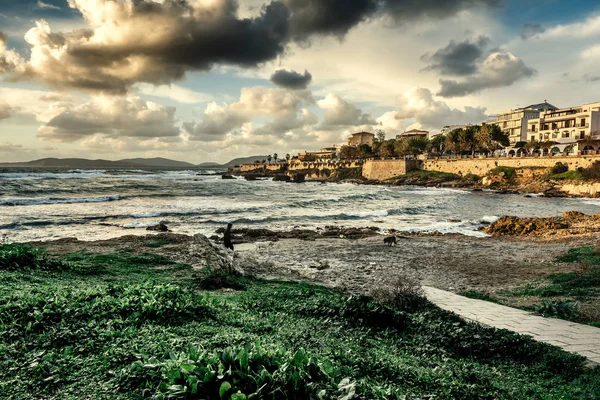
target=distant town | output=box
[285,100,600,163]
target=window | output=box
[581,118,586,126]
[581,131,586,139]
[563,131,570,138]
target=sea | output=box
[1,168,600,243]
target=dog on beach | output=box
[383,236,397,247]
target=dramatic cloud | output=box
[0,32,24,74]
[270,69,313,89]
[10,0,289,93]
[437,51,536,97]
[521,23,544,40]
[287,0,501,39]
[184,86,315,142]
[136,83,212,104]
[317,94,376,127]
[1,0,503,93]
[421,36,490,76]
[393,87,488,129]
[37,95,181,142]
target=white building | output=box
[527,102,600,154]
[492,102,558,145]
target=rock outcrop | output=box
[485,211,600,238]
[189,234,245,275]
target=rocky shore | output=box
[485,211,600,238]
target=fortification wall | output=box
[421,155,600,177]
[362,159,418,180]
[288,160,362,171]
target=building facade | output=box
[526,102,600,154]
[396,129,429,140]
[347,131,375,147]
[492,102,558,145]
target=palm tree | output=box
[273,153,278,163]
[524,140,540,156]
[267,155,272,164]
[445,128,463,156]
[285,153,291,162]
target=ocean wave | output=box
[344,210,389,218]
[0,195,122,206]
[481,215,499,224]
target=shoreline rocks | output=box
[485,211,600,238]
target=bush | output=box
[581,161,600,179]
[340,295,408,330]
[123,344,349,399]
[195,269,248,291]
[532,301,580,321]
[371,276,429,312]
[488,166,516,179]
[550,162,568,175]
[0,244,70,272]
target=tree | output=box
[460,125,480,156]
[340,146,359,160]
[540,141,558,155]
[488,124,510,148]
[254,160,261,164]
[564,144,575,155]
[378,139,397,158]
[375,129,386,143]
[406,136,429,156]
[285,153,291,162]
[357,144,373,159]
[262,159,266,164]
[273,153,278,163]
[267,155,272,164]
[429,135,446,154]
[394,138,409,157]
[445,128,463,155]
[524,140,540,155]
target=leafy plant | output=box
[0,244,70,272]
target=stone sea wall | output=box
[559,182,600,197]
[421,155,600,177]
[362,159,418,181]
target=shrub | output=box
[371,276,429,312]
[532,301,580,321]
[488,166,516,179]
[195,269,248,291]
[122,344,349,399]
[550,162,568,175]
[581,161,600,179]
[0,244,70,272]
[340,295,408,330]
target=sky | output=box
[1,0,600,163]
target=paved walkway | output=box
[423,286,600,365]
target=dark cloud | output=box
[437,51,536,97]
[270,69,313,89]
[521,23,544,40]
[421,36,490,76]
[4,0,502,92]
[286,0,501,39]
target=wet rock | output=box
[273,174,291,182]
[221,174,236,180]
[484,211,600,238]
[147,223,169,232]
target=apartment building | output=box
[492,102,558,145]
[347,131,375,147]
[396,129,429,140]
[526,102,600,154]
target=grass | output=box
[543,170,584,181]
[488,166,517,179]
[145,240,171,248]
[458,290,501,304]
[472,247,600,326]
[1,245,599,399]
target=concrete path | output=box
[423,286,600,365]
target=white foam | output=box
[0,195,121,206]
[345,210,389,218]
[481,215,499,224]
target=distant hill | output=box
[0,157,195,169]
[119,158,195,168]
[198,155,269,169]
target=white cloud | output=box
[37,95,182,142]
[136,83,212,104]
[36,1,62,10]
[317,93,375,127]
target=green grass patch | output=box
[488,166,517,179]
[544,170,584,181]
[0,244,71,272]
[459,290,500,304]
[1,247,599,399]
[144,240,171,248]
